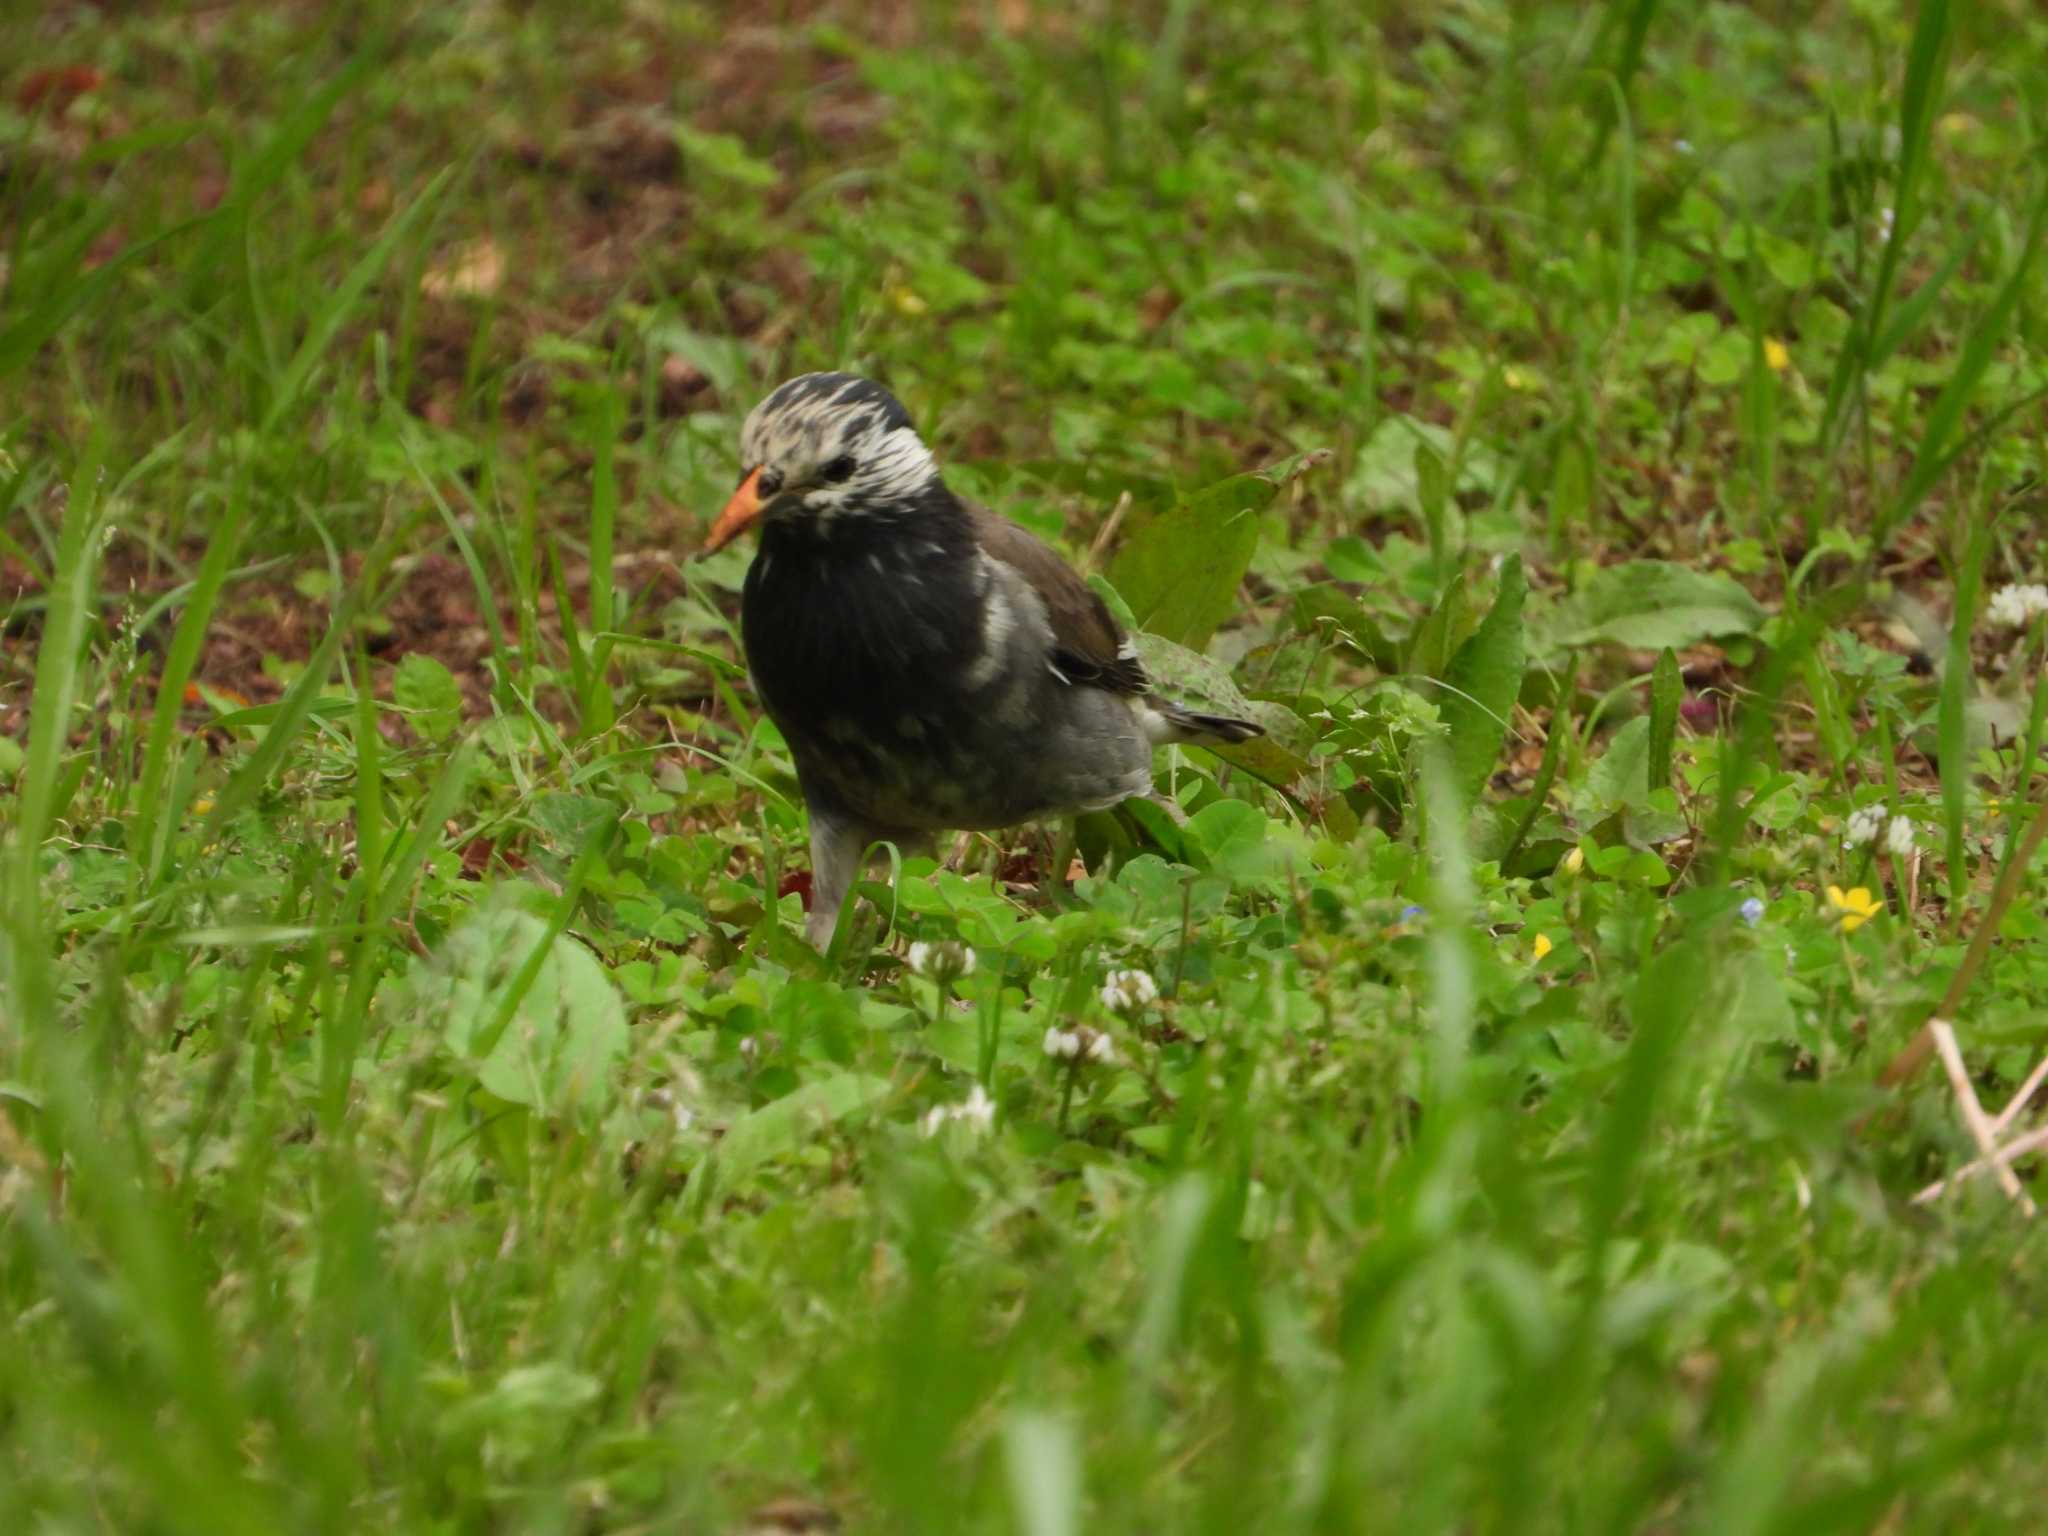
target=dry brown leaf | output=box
[421,239,504,301]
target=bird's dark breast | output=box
[742,518,996,827]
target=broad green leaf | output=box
[1582,716,1652,814]
[1439,555,1526,802]
[395,892,629,1117]
[1549,561,1767,651]
[1346,415,1503,512]
[1111,449,1330,650]
[1184,801,1303,882]
[1185,801,1266,876]
[1406,576,1469,680]
[393,653,464,743]
[715,1073,892,1184]
[1086,572,1138,631]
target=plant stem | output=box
[1875,794,2048,1091]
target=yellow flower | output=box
[1763,337,1790,372]
[1825,885,1882,932]
[1562,846,1585,875]
[1531,932,1553,960]
[1502,364,1532,392]
[887,284,928,316]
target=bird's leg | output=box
[805,824,935,951]
[805,815,865,951]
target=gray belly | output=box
[789,687,1154,833]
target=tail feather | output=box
[1149,701,1265,746]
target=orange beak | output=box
[702,466,766,554]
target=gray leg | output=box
[802,817,941,951]
[805,815,864,951]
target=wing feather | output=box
[968,506,1150,696]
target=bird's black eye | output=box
[754,466,784,497]
[820,454,857,484]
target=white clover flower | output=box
[1987,583,2048,631]
[956,1083,995,1133]
[1739,896,1765,927]
[1099,968,1160,1013]
[907,940,976,981]
[1844,804,1887,847]
[1885,814,1916,857]
[1875,205,1896,241]
[920,1083,995,1138]
[645,1085,698,1134]
[1042,1026,1112,1064]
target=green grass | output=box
[4,1,2048,1530]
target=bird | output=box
[702,372,1264,950]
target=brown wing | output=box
[968,506,1150,696]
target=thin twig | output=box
[1081,491,1133,577]
[1990,1053,2048,1138]
[1912,1121,2048,1206]
[1929,1019,2034,1214]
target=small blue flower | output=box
[1398,904,1425,922]
[1740,896,1765,927]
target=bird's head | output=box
[702,372,940,552]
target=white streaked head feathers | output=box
[738,373,938,526]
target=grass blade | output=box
[1938,515,1993,921]
[1874,181,2048,549]
[581,389,622,736]
[3,444,104,1059]
[1646,647,1680,794]
[134,472,252,888]
[260,166,453,432]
